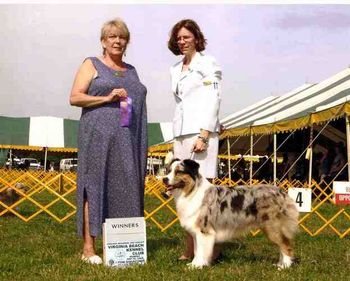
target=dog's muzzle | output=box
[162,177,175,191]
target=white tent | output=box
[221,67,350,137]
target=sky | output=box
[1,3,350,122]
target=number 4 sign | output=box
[288,188,312,212]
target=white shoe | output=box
[81,254,103,265]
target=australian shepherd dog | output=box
[162,159,299,269]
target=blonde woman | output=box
[70,18,147,264]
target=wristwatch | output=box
[197,135,208,144]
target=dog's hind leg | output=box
[188,232,215,269]
[262,224,295,269]
[278,235,294,270]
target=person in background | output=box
[327,142,347,181]
[319,148,331,181]
[168,19,222,262]
[70,18,147,264]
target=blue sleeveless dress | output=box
[76,57,148,236]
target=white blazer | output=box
[170,52,221,138]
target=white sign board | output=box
[103,217,147,267]
[288,188,312,212]
[333,181,350,205]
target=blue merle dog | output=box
[162,158,299,269]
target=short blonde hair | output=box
[100,18,130,53]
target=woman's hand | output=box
[192,137,207,152]
[192,130,210,153]
[106,88,128,103]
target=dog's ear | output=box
[165,156,180,174]
[183,159,200,179]
[164,151,174,166]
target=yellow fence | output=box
[0,169,76,222]
[0,169,349,238]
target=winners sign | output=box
[103,217,147,267]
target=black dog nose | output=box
[162,177,169,185]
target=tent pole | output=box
[308,126,314,187]
[150,153,154,175]
[227,138,231,180]
[273,133,277,184]
[250,128,253,186]
[9,148,12,170]
[44,147,48,171]
[346,115,350,181]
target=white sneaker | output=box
[81,254,103,265]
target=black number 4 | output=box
[296,192,303,207]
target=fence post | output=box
[308,125,314,187]
[227,138,231,180]
[346,115,350,181]
[250,128,253,186]
[273,133,277,184]
[59,173,63,193]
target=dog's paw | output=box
[275,254,294,270]
[186,262,203,270]
[275,261,293,270]
[186,260,209,269]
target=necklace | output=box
[103,56,125,77]
[114,70,125,77]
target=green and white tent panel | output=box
[0,116,78,152]
[146,122,173,146]
[220,83,315,129]
[0,116,173,151]
[221,67,350,137]
[220,95,279,127]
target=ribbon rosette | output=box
[120,97,132,127]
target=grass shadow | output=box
[216,240,279,266]
[147,237,180,255]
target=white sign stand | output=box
[288,188,312,212]
[103,217,147,267]
[333,181,350,205]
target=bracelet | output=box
[198,135,208,144]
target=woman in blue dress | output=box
[70,18,148,264]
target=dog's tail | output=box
[280,196,299,240]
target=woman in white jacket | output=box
[168,19,221,262]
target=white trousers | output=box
[173,133,219,178]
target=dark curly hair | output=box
[168,19,207,55]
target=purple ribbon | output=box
[120,97,132,127]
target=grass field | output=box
[1,197,350,281]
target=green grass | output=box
[1,199,350,281]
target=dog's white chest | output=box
[175,184,211,230]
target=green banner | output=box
[0,116,30,145]
[64,119,79,148]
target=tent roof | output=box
[221,83,314,128]
[221,67,350,137]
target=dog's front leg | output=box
[193,234,197,258]
[188,232,215,269]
